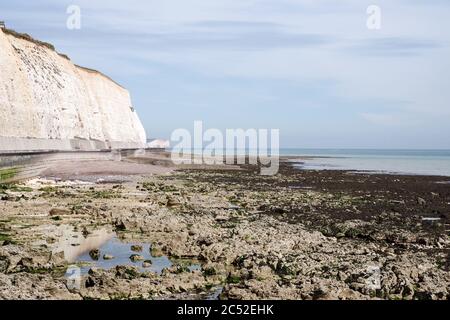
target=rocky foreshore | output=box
[0,158,448,300]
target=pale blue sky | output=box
[1,0,450,148]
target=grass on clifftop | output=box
[2,28,55,51]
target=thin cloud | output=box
[1,0,449,148]
[360,113,418,126]
[347,37,440,57]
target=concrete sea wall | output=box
[0,149,145,183]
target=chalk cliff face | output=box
[0,28,147,152]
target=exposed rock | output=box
[49,208,71,216]
[89,249,100,261]
[215,215,229,222]
[115,265,140,280]
[197,236,214,247]
[114,219,128,231]
[85,276,102,288]
[150,244,164,258]
[166,197,181,207]
[417,197,427,206]
[0,256,9,273]
[129,254,144,262]
[0,160,448,300]
[80,227,90,238]
[131,245,143,252]
[142,260,152,268]
[88,267,101,276]
[49,251,66,266]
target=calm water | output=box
[45,226,201,277]
[282,149,450,177]
[168,148,450,177]
[74,238,173,275]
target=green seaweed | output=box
[203,267,217,276]
[0,167,19,182]
[226,275,242,284]
[85,189,121,199]
[0,184,32,193]
[0,233,12,242]
[39,186,59,193]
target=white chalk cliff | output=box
[0,28,147,152]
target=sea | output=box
[169,148,450,177]
[280,149,450,177]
